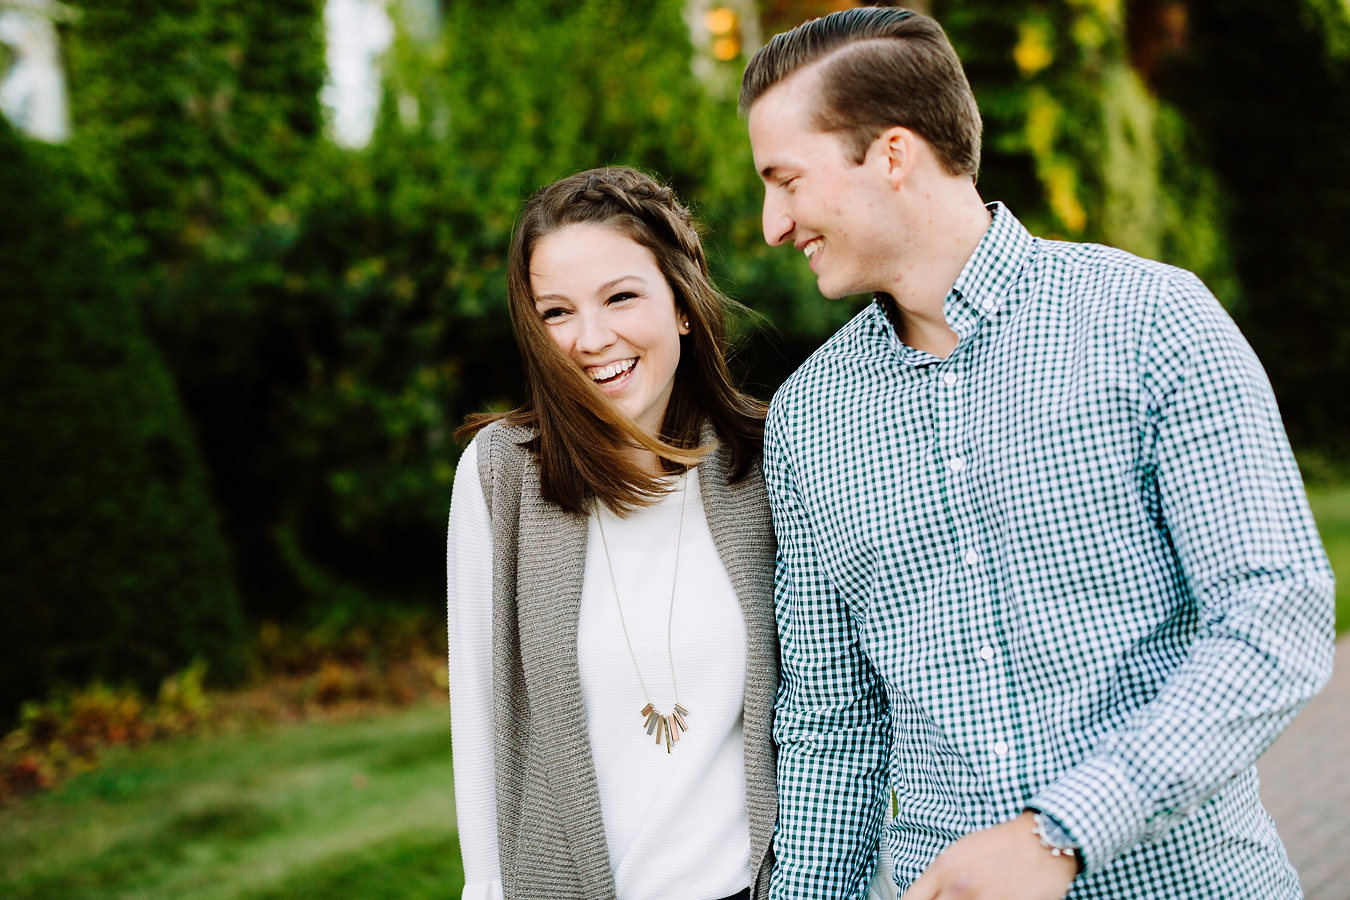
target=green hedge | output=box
[0,122,244,727]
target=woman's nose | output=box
[573,308,616,354]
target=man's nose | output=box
[762,193,793,247]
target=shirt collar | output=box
[947,201,1036,322]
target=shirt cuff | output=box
[1028,756,1150,873]
[461,877,504,900]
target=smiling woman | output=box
[447,167,777,900]
[462,166,765,514]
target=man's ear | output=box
[875,126,918,189]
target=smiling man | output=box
[741,6,1335,900]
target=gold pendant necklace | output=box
[594,473,690,753]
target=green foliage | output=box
[935,0,1237,298]
[0,121,244,728]
[60,0,325,277]
[1157,0,1350,455]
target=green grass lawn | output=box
[1309,484,1350,635]
[0,700,463,900]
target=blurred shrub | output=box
[0,607,446,802]
[0,661,210,801]
[0,120,245,729]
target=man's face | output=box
[748,73,898,299]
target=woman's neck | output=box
[625,444,663,479]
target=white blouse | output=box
[447,438,753,900]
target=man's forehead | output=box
[749,75,847,176]
[751,61,825,121]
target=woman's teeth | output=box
[589,358,636,383]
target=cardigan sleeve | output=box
[447,439,504,900]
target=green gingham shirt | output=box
[763,203,1335,899]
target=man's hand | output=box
[899,811,1077,900]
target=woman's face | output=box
[531,223,689,432]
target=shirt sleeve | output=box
[1029,271,1337,872]
[765,409,892,900]
[446,439,505,900]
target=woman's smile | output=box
[587,357,638,390]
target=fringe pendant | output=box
[640,703,688,754]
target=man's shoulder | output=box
[1034,236,1199,292]
[767,303,885,430]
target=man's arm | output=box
[1027,271,1336,872]
[764,410,892,900]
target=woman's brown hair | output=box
[458,167,766,515]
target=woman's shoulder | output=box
[469,421,537,469]
[466,421,539,513]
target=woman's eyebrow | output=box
[533,275,649,304]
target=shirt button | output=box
[964,549,980,566]
[943,372,958,386]
[993,741,1009,757]
[948,456,966,473]
[979,645,995,661]
[981,298,996,312]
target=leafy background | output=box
[3,0,1349,726]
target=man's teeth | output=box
[590,358,636,382]
[803,238,824,260]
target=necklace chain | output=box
[594,473,690,752]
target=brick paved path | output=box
[1259,636,1350,899]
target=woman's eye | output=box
[607,291,638,305]
[540,307,567,321]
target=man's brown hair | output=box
[459,167,766,515]
[739,6,982,178]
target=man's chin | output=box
[816,279,863,301]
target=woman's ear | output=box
[678,311,691,335]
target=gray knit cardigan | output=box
[475,421,778,900]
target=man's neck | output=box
[881,183,992,359]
